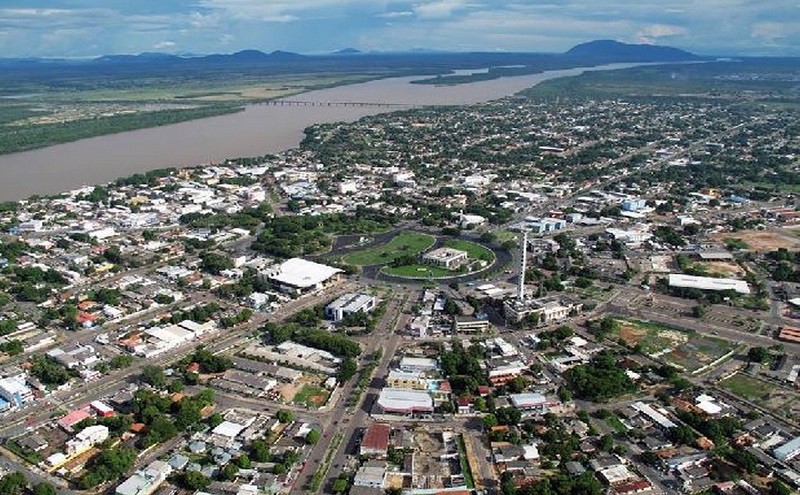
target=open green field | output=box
[720,373,768,401]
[343,232,435,266]
[292,384,330,408]
[614,318,736,372]
[443,239,495,263]
[381,264,454,278]
[721,373,799,421]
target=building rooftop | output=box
[376,388,433,413]
[268,258,343,289]
[211,421,246,439]
[668,273,750,294]
[361,423,391,453]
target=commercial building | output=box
[264,258,343,295]
[622,198,647,212]
[398,356,438,373]
[66,425,109,456]
[325,293,377,322]
[510,393,558,414]
[374,388,433,416]
[774,436,800,462]
[504,297,582,324]
[422,247,468,269]
[115,460,172,495]
[452,317,491,334]
[631,402,677,429]
[0,375,33,408]
[668,274,750,295]
[778,326,800,344]
[353,462,387,488]
[386,370,427,390]
[360,423,391,458]
[488,361,528,387]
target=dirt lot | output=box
[699,261,746,277]
[714,230,800,252]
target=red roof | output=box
[457,396,473,407]
[58,409,91,430]
[438,380,452,392]
[614,480,651,494]
[477,386,491,396]
[75,312,99,323]
[361,423,391,453]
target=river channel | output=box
[0,63,642,201]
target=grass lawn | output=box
[614,318,735,372]
[292,385,330,408]
[604,414,628,433]
[720,373,772,401]
[343,231,435,266]
[443,239,495,263]
[382,264,454,278]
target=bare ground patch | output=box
[714,230,800,252]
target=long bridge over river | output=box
[259,100,415,108]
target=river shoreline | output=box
[0,62,648,202]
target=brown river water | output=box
[0,63,643,201]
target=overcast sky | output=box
[0,1,798,58]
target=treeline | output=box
[0,104,243,156]
[262,322,361,358]
[180,203,272,231]
[564,351,637,402]
[252,209,395,258]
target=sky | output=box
[0,1,798,58]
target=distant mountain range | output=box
[0,40,703,67]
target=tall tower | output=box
[517,231,528,301]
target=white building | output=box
[325,293,377,321]
[264,258,343,295]
[398,356,438,373]
[66,425,109,455]
[375,388,433,416]
[422,247,468,269]
[115,460,172,495]
[668,273,750,295]
[0,375,34,409]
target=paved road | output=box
[291,289,409,494]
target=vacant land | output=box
[721,373,769,401]
[615,318,736,372]
[343,232,435,266]
[713,230,800,252]
[695,261,747,278]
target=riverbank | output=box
[0,62,650,201]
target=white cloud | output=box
[378,11,414,18]
[636,24,688,44]
[413,0,470,19]
[153,40,176,49]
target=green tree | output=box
[141,365,167,389]
[747,346,771,364]
[276,410,294,423]
[33,483,58,495]
[337,358,358,382]
[306,429,321,444]
[179,471,211,491]
[332,478,349,493]
[0,472,27,495]
[250,438,271,462]
[770,480,792,495]
[237,453,252,469]
[220,463,239,481]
